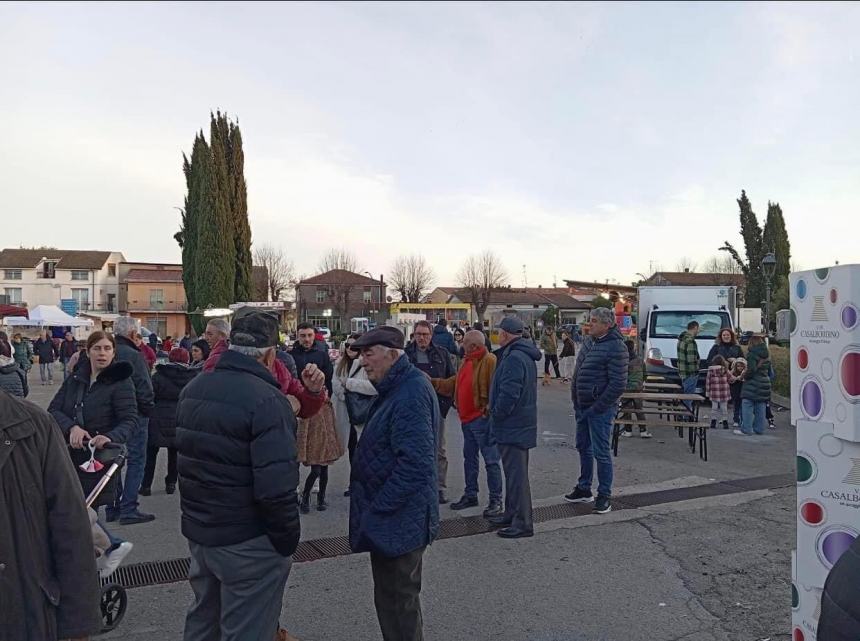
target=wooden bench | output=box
[614,392,709,460]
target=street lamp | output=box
[761,252,777,334]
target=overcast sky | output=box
[2,2,858,288]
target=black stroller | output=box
[73,442,129,634]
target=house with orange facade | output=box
[118,263,189,339]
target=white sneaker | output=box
[732,421,739,428]
[732,429,746,436]
[621,431,633,438]
[99,541,133,579]
[640,431,653,439]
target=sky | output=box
[2,2,859,289]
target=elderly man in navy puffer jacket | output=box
[349,326,439,641]
[565,307,628,515]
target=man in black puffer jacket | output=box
[177,311,309,641]
[565,307,628,515]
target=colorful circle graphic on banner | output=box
[839,346,860,402]
[791,584,799,610]
[843,304,858,331]
[822,358,834,381]
[793,627,804,641]
[796,280,807,301]
[830,288,838,305]
[796,453,816,484]
[800,500,826,526]
[800,376,824,419]
[797,347,809,371]
[817,526,859,568]
[818,433,844,457]
[815,268,830,283]
[836,403,847,423]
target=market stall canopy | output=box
[2,304,94,327]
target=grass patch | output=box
[769,344,790,398]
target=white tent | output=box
[2,305,94,328]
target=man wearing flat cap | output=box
[486,316,542,539]
[348,326,439,641]
[176,311,304,641]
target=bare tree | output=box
[253,244,296,301]
[318,247,358,274]
[389,254,435,302]
[316,248,362,329]
[675,257,697,273]
[457,250,509,325]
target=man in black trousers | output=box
[486,317,542,538]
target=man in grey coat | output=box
[0,390,102,640]
[109,315,156,525]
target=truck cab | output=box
[637,287,737,392]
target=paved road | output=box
[26,364,796,641]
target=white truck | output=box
[637,286,737,389]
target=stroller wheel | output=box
[99,583,127,633]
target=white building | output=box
[0,248,125,313]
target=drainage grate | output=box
[308,536,353,558]
[108,557,190,589]
[112,472,793,590]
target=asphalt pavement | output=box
[26,363,796,641]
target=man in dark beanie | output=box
[177,311,314,641]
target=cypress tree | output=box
[176,133,205,332]
[210,111,252,302]
[763,201,791,313]
[720,190,764,308]
[195,128,234,312]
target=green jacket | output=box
[626,355,645,391]
[540,332,558,355]
[12,341,32,372]
[741,343,772,402]
[676,331,700,379]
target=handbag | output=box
[344,364,376,425]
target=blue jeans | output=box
[461,416,502,501]
[97,517,125,550]
[682,375,698,412]
[112,418,148,517]
[575,406,615,497]
[741,399,766,435]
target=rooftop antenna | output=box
[522,264,528,289]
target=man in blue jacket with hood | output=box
[565,307,628,515]
[487,316,542,539]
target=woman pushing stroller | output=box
[49,330,139,577]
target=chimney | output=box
[684,268,690,273]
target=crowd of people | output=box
[0,303,799,641]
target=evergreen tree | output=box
[175,133,206,332]
[210,111,252,301]
[763,201,791,314]
[720,190,764,308]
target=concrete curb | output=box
[771,393,791,409]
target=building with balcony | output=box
[0,248,124,313]
[296,270,387,333]
[118,262,189,338]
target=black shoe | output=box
[497,527,534,539]
[450,495,479,510]
[722,421,729,430]
[438,491,449,505]
[486,515,512,528]
[139,487,152,497]
[709,420,716,430]
[768,419,776,430]
[593,495,612,514]
[165,484,176,495]
[563,487,594,504]
[119,511,156,525]
[317,499,328,512]
[343,488,351,497]
[300,494,310,514]
[483,499,504,518]
[105,511,119,523]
